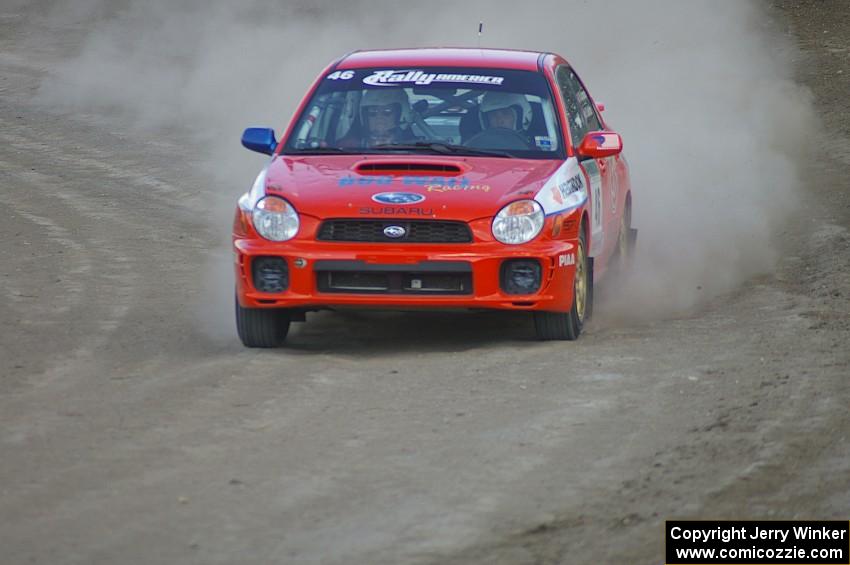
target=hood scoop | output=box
[354,160,466,177]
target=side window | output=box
[556,66,586,147]
[556,66,605,148]
[573,78,602,133]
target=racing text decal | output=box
[363,70,504,87]
[425,183,490,193]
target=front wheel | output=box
[534,225,590,341]
[235,296,291,348]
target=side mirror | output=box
[241,127,278,155]
[577,131,622,159]
[596,102,605,112]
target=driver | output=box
[478,92,533,139]
[355,89,415,147]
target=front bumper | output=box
[234,238,578,312]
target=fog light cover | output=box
[501,259,542,295]
[252,256,289,293]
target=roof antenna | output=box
[477,21,483,48]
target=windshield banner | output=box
[363,69,505,87]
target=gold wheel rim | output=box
[575,240,587,322]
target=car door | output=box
[555,66,615,262]
[572,74,623,262]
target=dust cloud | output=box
[34,0,816,329]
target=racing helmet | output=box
[478,92,532,131]
[360,88,412,128]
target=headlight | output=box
[252,196,300,241]
[492,199,544,244]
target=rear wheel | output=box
[534,224,589,341]
[235,296,290,348]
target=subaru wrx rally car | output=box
[233,48,635,347]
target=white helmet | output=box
[360,88,412,128]
[479,92,532,131]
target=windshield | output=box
[282,67,564,159]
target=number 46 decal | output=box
[326,70,354,80]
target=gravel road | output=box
[1,2,848,564]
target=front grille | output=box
[317,219,472,243]
[314,260,472,295]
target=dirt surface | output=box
[1,2,848,564]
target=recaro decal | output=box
[535,158,588,216]
[363,70,505,87]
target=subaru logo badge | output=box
[383,225,406,239]
[371,192,425,205]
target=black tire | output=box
[534,224,590,340]
[235,297,290,348]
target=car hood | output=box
[263,154,562,220]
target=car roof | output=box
[337,48,545,71]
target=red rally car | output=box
[233,48,636,347]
